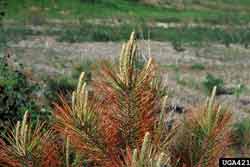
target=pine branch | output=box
[0,111,61,167]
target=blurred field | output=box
[2,0,250,118]
[6,0,250,24]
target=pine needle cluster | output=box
[0,33,233,167]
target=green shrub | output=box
[0,58,47,134]
[202,73,224,95]
[172,39,185,52]
[233,83,246,100]
[0,0,7,26]
[191,63,205,70]
[233,118,250,155]
[80,0,98,3]
[45,76,77,104]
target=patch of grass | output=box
[233,118,250,155]
[58,25,250,46]
[212,0,250,7]
[171,39,185,52]
[202,73,224,95]
[3,24,250,47]
[57,24,133,42]
[152,27,250,47]
[46,58,97,104]
[0,26,60,44]
[161,64,179,71]
[181,77,201,90]
[233,83,246,100]
[5,0,250,25]
[72,58,97,83]
[0,26,42,44]
[163,64,189,87]
[24,6,47,26]
[191,63,205,70]
[161,64,183,84]
[45,75,77,104]
[0,1,6,26]
[167,0,250,15]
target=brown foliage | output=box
[0,33,235,167]
[0,112,61,167]
[170,87,232,167]
[53,32,170,166]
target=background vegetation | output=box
[2,0,250,46]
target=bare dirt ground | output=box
[5,36,250,121]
